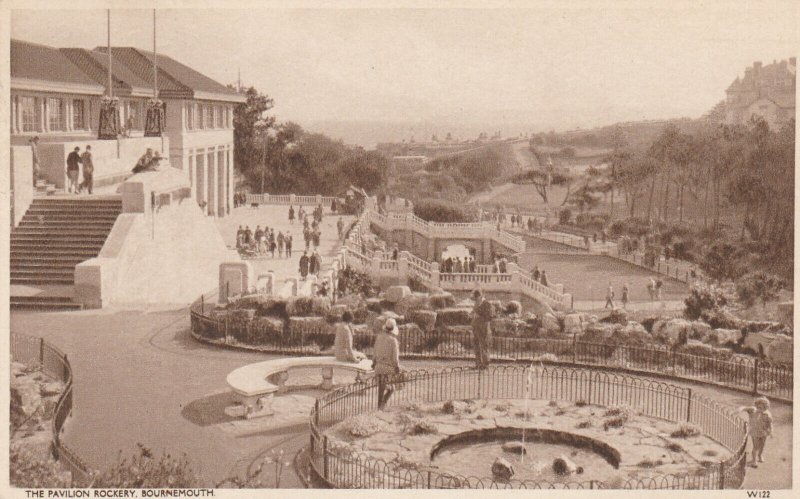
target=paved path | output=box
[9,307,791,489]
[215,205,354,290]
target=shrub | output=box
[90,444,198,488]
[575,400,588,407]
[670,423,702,439]
[413,199,478,223]
[684,283,730,321]
[636,458,664,468]
[609,217,651,238]
[341,415,388,437]
[736,271,784,309]
[406,421,438,435]
[505,301,522,315]
[666,441,684,453]
[10,447,73,488]
[337,266,375,297]
[558,208,572,225]
[575,420,592,429]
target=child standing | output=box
[740,397,773,467]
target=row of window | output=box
[15,96,87,133]
[12,95,233,134]
[186,103,232,131]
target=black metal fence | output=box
[190,301,792,402]
[308,366,747,489]
[10,333,92,482]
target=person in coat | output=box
[288,205,295,224]
[471,290,494,369]
[333,311,365,363]
[313,251,323,275]
[80,145,94,194]
[299,252,310,280]
[66,146,82,193]
[373,318,402,409]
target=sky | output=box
[10,2,799,140]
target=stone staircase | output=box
[34,179,58,196]
[10,196,122,310]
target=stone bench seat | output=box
[227,356,373,419]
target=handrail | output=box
[10,333,92,482]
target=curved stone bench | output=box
[227,356,373,419]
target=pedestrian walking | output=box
[277,232,285,258]
[80,145,94,194]
[299,252,310,280]
[286,235,293,257]
[532,265,540,281]
[647,278,656,301]
[313,251,322,275]
[337,217,344,239]
[471,290,494,369]
[289,205,295,224]
[621,284,629,309]
[605,283,615,309]
[540,270,549,287]
[373,318,402,409]
[66,146,82,193]
[655,278,663,300]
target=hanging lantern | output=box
[98,96,121,139]
[144,99,165,137]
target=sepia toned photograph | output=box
[4,1,796,495]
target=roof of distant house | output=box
[11,39,104,94]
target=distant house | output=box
[725,58,796,129]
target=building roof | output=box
[10,39,104,95]
[60,48,153,97]
[96,46,245,103]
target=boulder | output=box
[619,321,649,343]
[541,313,561,335]
[10,377,41,419]
[430,292,456,309]
[501,441,527,455]
[394,293,431,316]
[310,297,332,315]
[552,455,580,475]
[435,308,473,327]
[765,335,793,364]
[581,323,616,342]
[656,318,691,345]
[326,304,350,323]
[407,310,438,332]
[563,313,584,335]
[703,328,741,346]
[689,321,712,340]
[600,308,628,325]
[365,298,383,313]
[490,318,527,337]
[504,300,522,316]
[385,286,412,303]
[40,381,64,398]
[286,296,315,317]
[491,457,515,481]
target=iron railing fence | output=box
[308,366,747,489]
[10,333,92,482]
[190,301,792,402]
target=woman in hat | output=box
[373,318,402,409]
[332,311,365,363]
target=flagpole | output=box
[107,9,112,98]
[153,9,157,99]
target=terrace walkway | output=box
[9,307,792,489]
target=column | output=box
[10,96,16,134]
[195,151,206,210]
[187,151,195,199]
[226,148,233,215]
[66,100,73,132]
[217,149,225,217]
[207,148,217,216]
[40,99,48,132]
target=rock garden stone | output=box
[504,300,522,316]
[563,313,584,334]
[435,308,473,327]
[429,292,456,309]
[385,285,412,303]
[541,312,561,335]
[365,297,383,313]
[552,455,580,475]
[491,457,515,480]
[407,309,438,331]
[394,293,431,315]
[501,441,527,455]
[689,321,712,340]
[490,318,527,337]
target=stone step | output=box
[10,297,82,311]
[12,229,114,236]
[18,219,117,228]
[11,262,82,271]
[11,276,74,286]
[11,243,104,251]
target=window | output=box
[72,100,86,130]
[215,106,222,128]
[20,96,39,132]
[128,101,140,130]
[187,103,194,130]
[47,98,65,131]
[204,105,212,129]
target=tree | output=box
[233,87,275,189]
[735,271,783,309]
[604,126,629,218]
[700,242,743,283]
